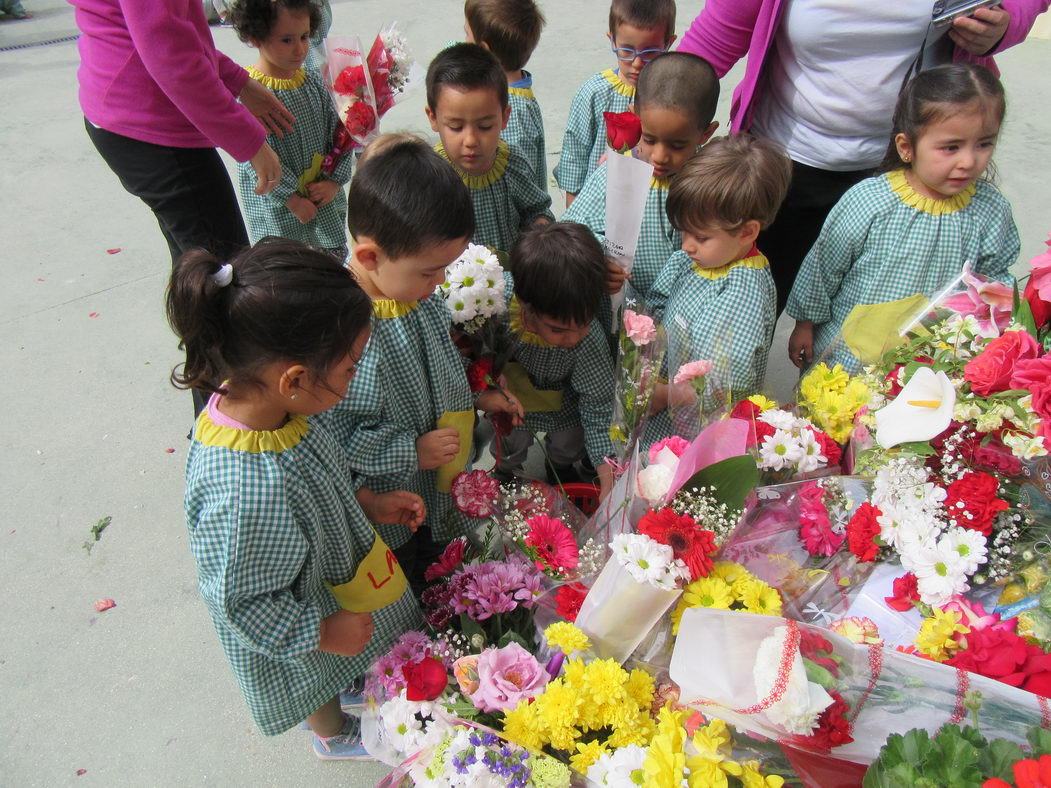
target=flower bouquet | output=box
[609,309,665,461]
[730,396,845,484]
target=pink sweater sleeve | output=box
[217,51,251,97]
[990,0,1051,53]
[676,0,765,78]
[119,0,264,162]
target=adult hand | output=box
[239,77,296,136]
[949,6,1010,56]
[249,142,282,195]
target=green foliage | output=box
[680,455,759,513]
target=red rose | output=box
[344,100,377,138]
[965,330,1042,396]
[943,471,1009,537]
[807,427,842,467]
[1011,354,1051,444]
[1022,645,1051,697]
[638,508,717,580]
[731,399,761,421]
[846,502,882,562]
[402,653,448,701]
[885,573,920,612]
[1026,276,1051,329]
[334,64,368,97]
[466,358,493,393]
[603,111,642,153]
[946,628,1028,684]
[555,582,589,622]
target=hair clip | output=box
[211,264,234,288]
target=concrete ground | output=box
[1,1,1048,784]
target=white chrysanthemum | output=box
[612,533,677,587]
[939,527,988,576]
[758,429,804,471]
[447,260,484,289]
[464,242,498,267]
[758,408,798,431]
[795,428,825,473]
[754,626,833,735]
[906,541,970,607]
[587,744,648,787]
[448,295,477,324]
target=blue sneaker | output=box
[339,677,366,711]
[312,717,373,761]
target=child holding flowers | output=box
[170,239,423,759]
[230,0,355,257]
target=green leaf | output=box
[459,614,484,643]
[680,455,759,512]
[925,726,981,787]
[496,629,531,650]
[895,441,937,457]
[1013,282,1039,335]
[1027,726,1051,757]
[977,738,1024,782]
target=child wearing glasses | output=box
[563,52,718,321]
[464,0,548,192]
[426,44,554,253]
[554,0,677,207]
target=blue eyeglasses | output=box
[611,43,667,64]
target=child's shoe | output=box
[312,716,372,761]
[340,677,365,710]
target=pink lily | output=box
[942,265,1014,335]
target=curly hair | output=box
[229,0,320,43]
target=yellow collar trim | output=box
[435,139,510,190]
[372,299,419,319]
[602,68,635,97]
[246,66,306,90]
[509,85,535,99]
[194,408,308,453]
[887,169,975,215]
[651,175,672,190]
[692,252,769,281]
[509,297,553,347]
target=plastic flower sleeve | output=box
[322,37,381,149]
[671,607,1051,766]
[609,312,665,462]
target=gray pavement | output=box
[1,1,1048,784]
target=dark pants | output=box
[759,161,872,316]
[84,119,249,264]
[392,526,448,600]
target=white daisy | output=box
[758,429,804,471]
[939,527,988,576]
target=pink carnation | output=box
[451,469,499,518]
[623,310,657,345]
[673,360,713,384]
[648,435,690,464]
[797,482,845,557]
[469,642,550,712]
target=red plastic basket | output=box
[559,482,601,516]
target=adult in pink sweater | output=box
[72,0,294,262]
[677,0,1050,315]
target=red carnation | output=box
[943,471,1009,537]
[807,427,842,467]
[806,691,854,753]
[885,573,920,612]
[424,538,467,582]
[846,503,882,562]
[402,653,448,701]
[466,358,493,393]
[345,100,377,138]
[946,627,1028,683]
[638,507,717,580]
[334,64,369,97]
[730,399,761,421]
[798,628,839,677]
[555,582,589,622]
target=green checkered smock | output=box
[303,0,332,76]
[326,295,476,550]
[237,67,353,251]
[436,140,553,254]
[504,279,616,467]
[553,68,634,195]
[562,163,679,304]
[504,73,548,192]
[645,249,777,442]
[185,409,421,736]
[786,170,1019,372]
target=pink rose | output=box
[623,310,657,346]
[468,642,550,713]
[673,360,713,384]
[1011,354,1051,442]
[964,331,1041,395]
[648,435,690,463]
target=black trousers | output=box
[758,160,872,316]
[84,119,249,264]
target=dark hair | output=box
[229,0,320,43]
[608,0,676,41]
[636,52,719,132]
[879,63,1006,173]
[347,139,475,259]
[426,43,509,112]
[667,134,792,231]
[166,239,371,395]
[465,0,546,72]
[510,222,608,325]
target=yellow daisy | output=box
[735,578,783,616]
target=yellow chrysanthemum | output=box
[535,678,583,733]
[735,578,783,616]
[545,621,591,656]
[915,607,970,661]
[739,760,786,788]
[625,667,656,709]
[692,718,733,761]
[561,657,587,688]
[502,701,544,751]
[747,394,777,411]
[643,712,688,787]
[582,658,629,707]
[710,560,748,585]
[672,576,735,633]
[686,756,732,788]
[569,740,608,775]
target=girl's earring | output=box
[290,393,298,401]
[902,154,911,162]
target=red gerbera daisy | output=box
[638,508,717,580]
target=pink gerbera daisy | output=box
[524,515,579,573]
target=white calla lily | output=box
[875,367,956,449]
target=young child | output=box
[171,239,424,759]
[426,43,554,253]
[787,64,1019,373]
[464,0,548,192]
[495,222,616,497]
[646,134,791,436]
[230,0,353,257]
[554,0,677,206]
[328,136,523,594]
[563,51,718,312]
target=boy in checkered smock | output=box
[645,134,791,442]
[231,0,352,257]
[553,0,676,204]
[787,65,1018,374]
[464,0,548,191]
[328,137,524,595]
[494,223,616,497]
[563,52,719,327]
[426,44,553,254]
[173,239,423,759]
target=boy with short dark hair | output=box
[554,0,677,206]
[495,222,616,497]
[329,135,523,593]
[464,0,548,192]
[426,43,553,253]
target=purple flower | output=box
[449,558,542,621]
